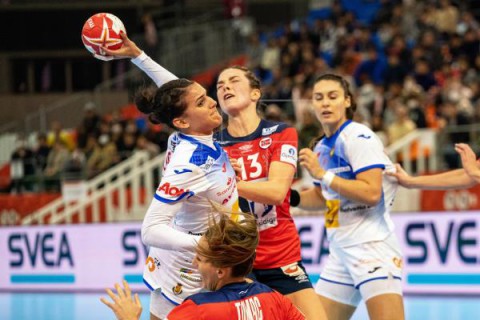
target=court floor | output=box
[1,292,479,319]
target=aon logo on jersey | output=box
[158,182,190,197]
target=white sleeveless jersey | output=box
[313,120,398,247]
[143,132,240,304]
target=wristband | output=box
[322,171,335,187]
[290,189,301,207]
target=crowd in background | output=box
[240,0,479,168]
[6,102,171,193]
[5,0,480,194]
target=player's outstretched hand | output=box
[299,148,325,180]
[101,32,143,59]
[100,280,142,320]
[385,163,413,188]
[455,143,480,178]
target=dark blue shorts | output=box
[249,261,313,295]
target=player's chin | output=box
[218,101,240,114]
[212,116,223,126]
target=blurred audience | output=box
[5,0,480,195]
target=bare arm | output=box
[387,163,476,190]
[237,161,295,205]
[299,148,383,206]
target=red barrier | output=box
[421,184,480,211]
[0,193,60,225]
[0,187,148,225]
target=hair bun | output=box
[135,86,157,115]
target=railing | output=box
[384,129,438,175]
[22,151,164,225]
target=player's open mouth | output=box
[224,94,234,100]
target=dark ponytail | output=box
[135,78,193,129]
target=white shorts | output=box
[143,246,203,305]
[315,232,403,306]
[150,289,178,319]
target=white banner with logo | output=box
[1,212,479,294]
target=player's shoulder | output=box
[170,134,222,168]
[259,119,295,136]
[187,281,274,305]
[214,119,296,146]
[341,121,376,141]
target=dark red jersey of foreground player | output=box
[165,281,305,320]
[215,120,301,269]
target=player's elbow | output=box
[270,192,286,205]
[364,190,382,206]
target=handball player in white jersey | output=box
[292,74,404,319]
[122,70,240,318]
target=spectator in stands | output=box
[86,134,118,179]
[260,37,281,72]
[83,134,98,161]
[417,30,443,70]
[10,138,36,193]
[135,134,160,158]
[140,13,158,58]
[118,132,137,162]
[457,11,479,35]
[82,101,101,136]
[387,102,417,145]
[124,119,141,138]
[461,29,480,67]
[413,58,437,92]
[47,120,75,152]
[292,81,314,127]
[63,147,87,181]
[76,102,101,150]
[438,99,472,168]
[433,0,459,35]
[33,133,51,172]
[406,96,427,129]
[382,53,408,89]
[353,45,385,86]
[245,32,264,69]
[143,121,171,153]
[43,140,70,192]
[263,103,286,122]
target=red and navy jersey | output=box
[165,281,305,320]
[215,120,301,269]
